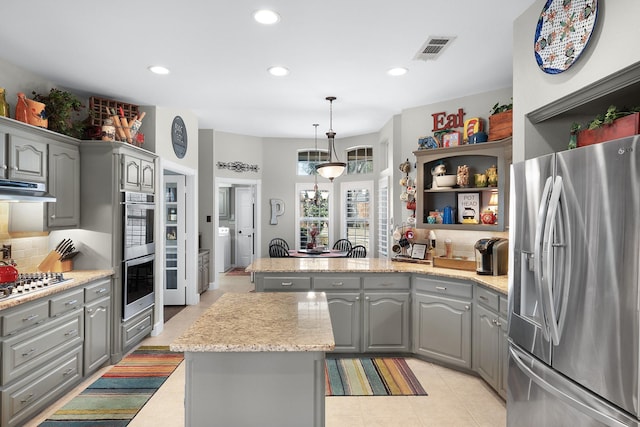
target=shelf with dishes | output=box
[414,137,511,231]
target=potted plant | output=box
[573,105,640,148]
[488,100,513,141]
[32,88,88,138]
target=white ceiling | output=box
[0,1,535,138]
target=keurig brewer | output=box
[474,238,508,275]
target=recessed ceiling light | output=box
[253,9,280,25]
[387,67,408,76]
[268,66,290,77]
[148,65,170,75]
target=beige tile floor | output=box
[28,274,506,427]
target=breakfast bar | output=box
[170,292,335,427]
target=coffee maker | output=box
[474,238,508,275]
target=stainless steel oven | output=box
[123,192,155,260]
[123,253,155,320]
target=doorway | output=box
[235,186,254,268]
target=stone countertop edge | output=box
[170,292,336,353]
[246,258,509,295]
[0,270,114,310]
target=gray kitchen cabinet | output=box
[47,143,80,228]
[473,285,508,398]
[121,306,154,353]
[121,153,155,193]
[84,278,112,375]
[325,292,361,352]
[413,275,472,369]
[363,292,410,352]
[198,250,210,294]
[6,133,47,183]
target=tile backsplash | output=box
[0,203,49,271]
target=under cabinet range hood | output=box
[0,179,56,202]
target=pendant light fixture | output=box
[309,123,320,206]
[316,96,346,181]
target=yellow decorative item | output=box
[486,165,498,187]
[474,173,487,188]
[463,117,483,141]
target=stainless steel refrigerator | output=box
[508,135,640,427]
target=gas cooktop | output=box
[0,272,74,299]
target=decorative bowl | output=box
[435,174,457,188]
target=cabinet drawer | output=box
[2,311,82,385]
[313,276,360,290]
[49,289,83,317]
[413,276,472,299]
[263,276,311,291]
[84,279,111,303]
[1,301,49,337]
[476,286,499,312]
[363,275,410,290]
[123,309,153,349]
[499,295,508,316]
[2,346,82,427]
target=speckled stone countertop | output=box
[246,258,509,295]
[0,270,114,310]
[170,292,335,353]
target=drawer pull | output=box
[65,299,79,306]
[23,314,39,322]
[20,393,34,404]
[137,325,146,331]
[479,295,489,301]
[63,368,75,376]
[435,286,447,291]
[22,348,37,358]
[380,283,393,287]
[331,282,344,287]
[65,329,78,336]
[96,288,108,294]
[280,282,293,287]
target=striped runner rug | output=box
[325,357,427,396]
[40,346,183,426]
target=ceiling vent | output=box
[414,36,456,61]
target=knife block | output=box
[37,251,73,273]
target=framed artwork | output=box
[457,192,480,224]
[411,243,427,260]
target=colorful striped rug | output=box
[40,346,183,426]
[325,357,427,396]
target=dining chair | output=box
[269,238,290,250]
[332,239,352,252]
[347,245,367,258]
[269,243,291,258]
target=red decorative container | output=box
[577,113,640,147]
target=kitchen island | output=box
[170,292,335,427]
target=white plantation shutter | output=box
[377,177,389,257]
[341,181,373,251]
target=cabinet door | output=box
[474,304,500,389]
[140,159,155,193]
[326,292,361,353]
[7,134,47,183]
[413,292,472,368]
[0,131,7,179]
[499,315,508,399]
[47,143,80,228]
[121,154,141,192]
[84,296,111,374]
[363,292,410,352]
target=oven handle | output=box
[124,253,155,265]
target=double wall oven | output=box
[122,191,155,320]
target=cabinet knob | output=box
[495,321,502,327]
[50,214,56,219]
[1,164,6,170]
[356,296,360,301]
[465,305,470,311]
[365,296,370,300]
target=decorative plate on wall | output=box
[534,0,598,74]
[171,116,188,159]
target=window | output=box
[297,149,328,175]
[295,182,331,250]
[346,147,373,175]
[377,176,389,257]
[341,181,373,251]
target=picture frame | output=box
[442,131,462,147]
[457,192,480,224]
[411,243,427,260]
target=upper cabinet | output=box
[414,138,512,231]
[121,153,155,194]
[48,143,80,228]
[6,133,47,183]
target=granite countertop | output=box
[246,258,509,295]
[170,292,335,353]
[0,270,114,310]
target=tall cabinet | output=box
[164,175,186,305]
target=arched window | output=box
[297,149,329,175]
[346,146,373,175]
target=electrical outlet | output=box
[1,244,11,260]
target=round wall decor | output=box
[171,116,188,159]
[534,0,598,74]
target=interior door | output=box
[164,175,186,305]
[235,186,255,267]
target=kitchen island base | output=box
[184,351,326,427]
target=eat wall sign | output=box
[432,108,465,132]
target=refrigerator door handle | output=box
[534,176,554,342]
[510,346,630,427]
[541,176,564,345]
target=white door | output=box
[235,186,255,267]
[164,175,186,305]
